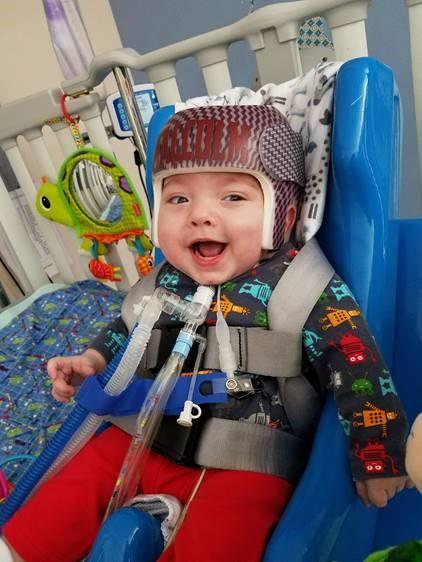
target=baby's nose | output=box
[189,205,216,226]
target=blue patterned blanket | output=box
[0,280,125,484]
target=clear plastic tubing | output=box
[104,287,214,516]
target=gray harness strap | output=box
[194,418,308,480]
[133,327,298,377]
[269,238,334,439]
[192,239,335,476]
[203,327,299,377]
[267,237,334,372]
[121,263,164,333]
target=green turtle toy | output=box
[36,147,153,282]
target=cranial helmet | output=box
[152,105,305,249]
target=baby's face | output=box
[157,172,264,285]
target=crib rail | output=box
[1,0,415,293]
[63,0,370,104]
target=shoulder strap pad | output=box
[268,238,334,377]
[269,238,334,438]
[121,262,165,332]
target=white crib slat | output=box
[300,45,336,73]
[26,131,88,282]
[81,110,113,152]
[53,124,79,157]
[27,133,58,181]
[249,24,302,85]
[325,1,369,60]
[154,78,182,106]
[147,63,182,105]
[197,46,232,95]
[200,60,232,96]
[407,0,422,185]
[0,173,48,291]
[330,21,368,59]
[3,141,78,284]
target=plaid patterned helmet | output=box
[152,105,305,249]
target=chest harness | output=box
[79,239,333,481]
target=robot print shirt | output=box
[305,276,408,480]
[90,243,408,480]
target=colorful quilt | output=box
[0,280,124,484]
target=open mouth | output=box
[191,240,227,260]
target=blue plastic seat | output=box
[146,58,422,562]
[264,58,422,562]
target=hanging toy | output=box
[89,240,122,282]
[133,236,154,277]
[36,146,153,281]
[136,254,154,277]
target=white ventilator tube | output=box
[215,285,237,383]
[0,538,13,562]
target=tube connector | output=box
[177,400,202,427]
[151,285,214,323]
[188,286,215,323]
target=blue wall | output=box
[109,0,422,218]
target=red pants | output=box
[4,426,292,562]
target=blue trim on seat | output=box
[146,105,175,265]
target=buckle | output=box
[225,374,255,399]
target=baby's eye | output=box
[223,194,245,202]
[168,195,188,204]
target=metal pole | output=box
[112,66,148,167]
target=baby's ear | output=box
[283,203,298,243]
[405,413,422,492]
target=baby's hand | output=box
[355,476,414,508]
[47,350,105,403]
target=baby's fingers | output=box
[47,357,72,381]
[51,376,76,403]
[71,356,95,379]
[367,486,389,508]
[355,481,371,508]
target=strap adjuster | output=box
[225,374,255,399]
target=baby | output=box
[2,105,411,562]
